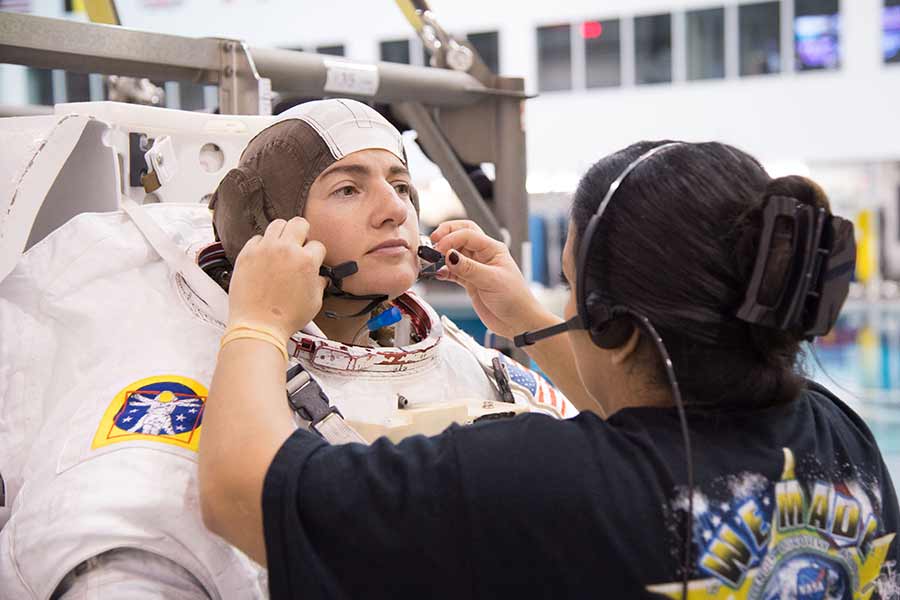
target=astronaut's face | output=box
[303,149,420,300]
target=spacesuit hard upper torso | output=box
[0,203,574,599]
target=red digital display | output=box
[582,21,604,39]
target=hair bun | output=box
[734,174,835,354]
[762,175,831,213]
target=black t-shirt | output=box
[263,381,900,599]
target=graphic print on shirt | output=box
[648,448,898,599]
[92,375,208,452]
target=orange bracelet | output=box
[220,324,290,363]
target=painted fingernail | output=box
[448,251,460,265]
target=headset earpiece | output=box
[584,292,635,349]
[592,318,634,349]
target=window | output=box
[795,0,840,71]
[537,24,572,92]
[316,45,345,57]
[886,0,900,64]
[27,68,53,105]
[380,39,410,64]
[635,13,672,84]
[65,71,91,102]
[740,2,782,76]
[468,31,500,74]
[584,19,621,88]
[687,8,725,80]
[1,0,32,12]
[180,82,206,111]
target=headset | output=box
[513,142,857,597]
[317,236,448,320]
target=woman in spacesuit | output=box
[203,98,584,433]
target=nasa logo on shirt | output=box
[92,375,208,452]
[648,448,896,600]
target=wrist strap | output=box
[221,324,289,363]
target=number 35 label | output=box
[324,60,380,96]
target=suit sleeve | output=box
[54,548,212,599]
[0,271,56,529]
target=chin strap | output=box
[321,242,446,318]
[319,261,389,319]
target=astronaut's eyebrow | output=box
[318,163,410,180]
[388,165,410,178]
[319,164,370,179]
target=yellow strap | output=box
[84,0,121,25]
[394,0,424,32]
[221,324,289,363]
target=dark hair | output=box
[571,141,832,408]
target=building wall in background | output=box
[3,0,898,172]
[2,0,899,219]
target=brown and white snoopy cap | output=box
[209,98,417,263]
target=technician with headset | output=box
[198,141,900,599]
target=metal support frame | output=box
[0,13,523,107]
[394,102,503,242]
[491,78,528,267]
[216,39,268,116]
[0,12,530,269]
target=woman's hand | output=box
[227,217,327,343]
[431,220,552,339]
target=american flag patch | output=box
[500,355,538,396]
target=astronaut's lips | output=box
[367,239,410,256]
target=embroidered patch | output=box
[500,355,538,396]
[92,375,208,451]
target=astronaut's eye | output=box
[332,185,359,199]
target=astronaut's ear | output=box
[211,166,267,261]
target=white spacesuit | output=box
[0,202,574,599]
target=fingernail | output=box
[448,251,460,265]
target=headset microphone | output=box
[318,261,389,319]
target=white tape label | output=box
[323,60,380,96]
[258,77,273,116]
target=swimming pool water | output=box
[807,302,900,487]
